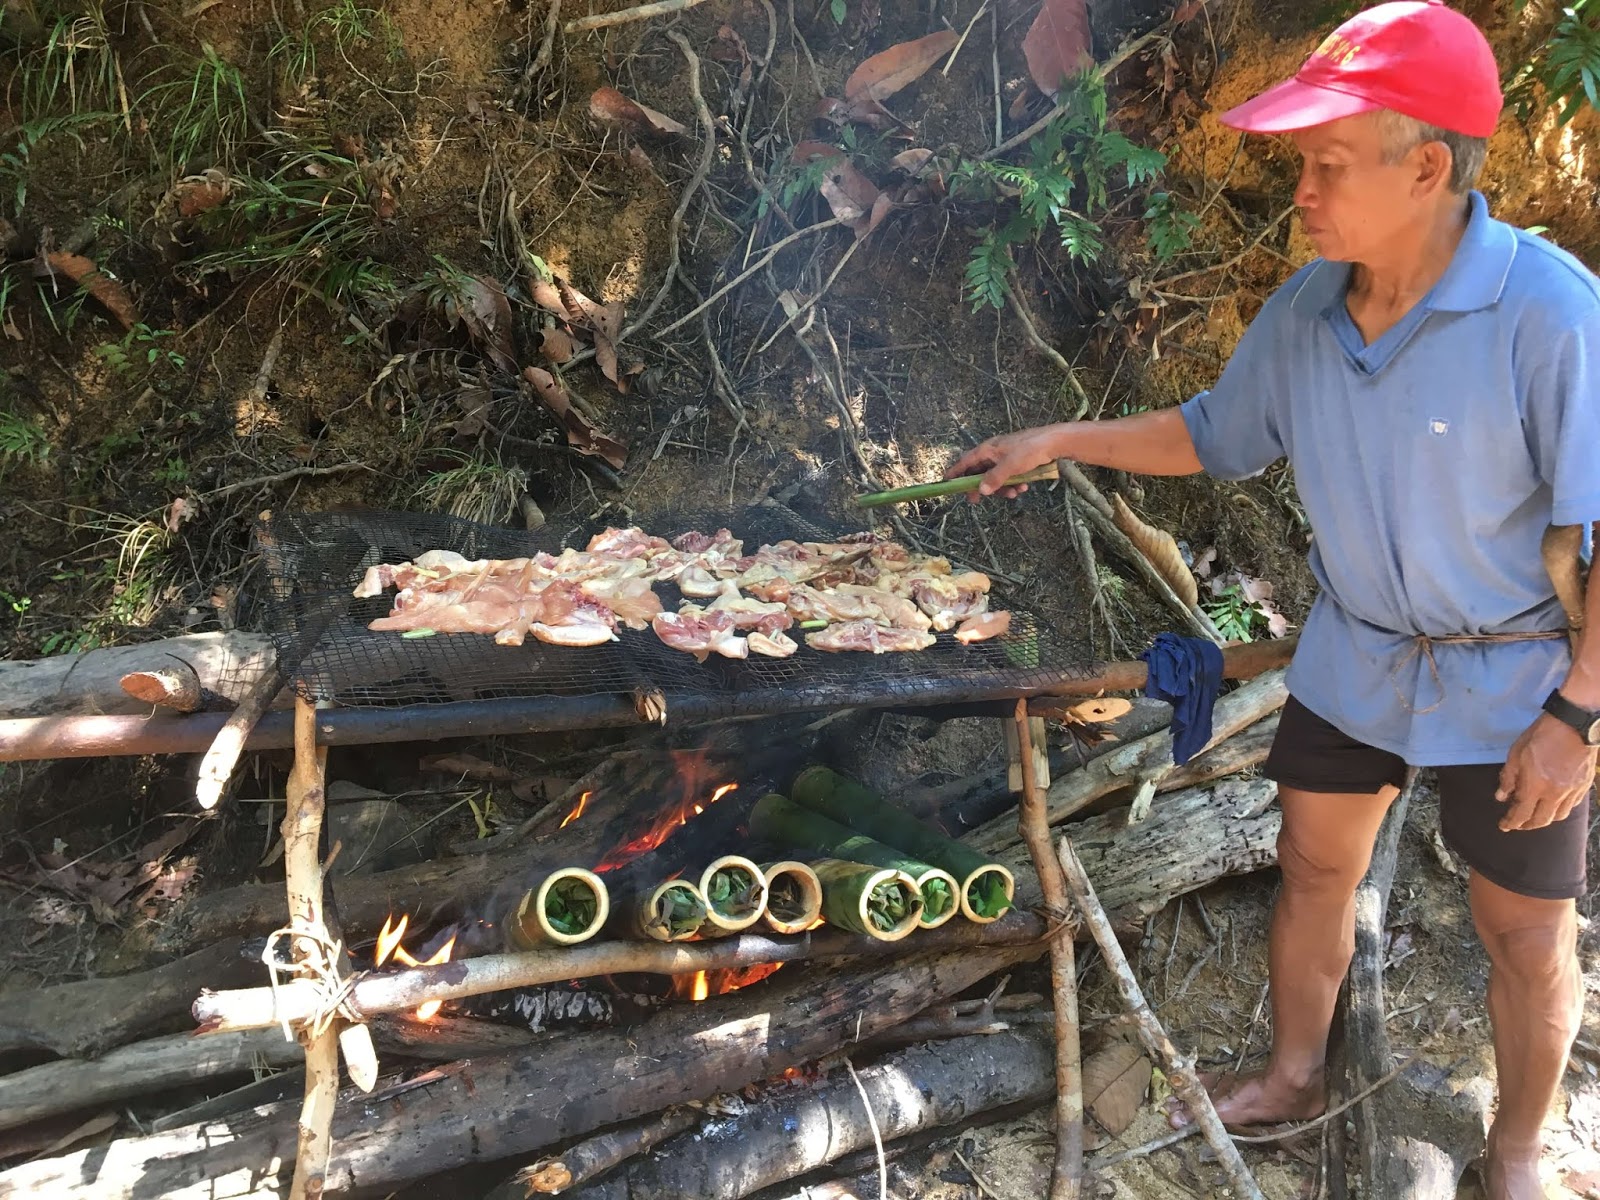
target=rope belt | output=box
[1393,629,1571,714]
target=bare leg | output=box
[1470,871,1580,1200]
[1170,784,1397,1127]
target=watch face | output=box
[1587,718,1600,745]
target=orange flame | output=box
[597,782,739,871]
[373,915,456,1021]
[690,971,709,1002]
[559,791,591,829]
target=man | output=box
[947,3,1600,1196]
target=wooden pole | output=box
[1014,699,1082,1200]
[1055,835,1265,1200]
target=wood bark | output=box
[1014,701,1082,1200]
[535,1031,1055,1200]
[0,941,1041,1199]
[0,1028,302,1132]
[506,1109,699,1196]
[0,632,277,718]
[0,937,262,1059]
[1344,775,1489,1197]
[970,668,1288,855]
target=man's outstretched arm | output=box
[944,409,1205,498]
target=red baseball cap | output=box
[1218,1,1502,138]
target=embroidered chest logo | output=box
[1429,418,1450,437]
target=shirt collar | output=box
[1289,190,1518,319]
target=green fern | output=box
[965,230,1012,313]
[0,410,49,472]
[1058,215,1103,263]
[1144,192,1200,262]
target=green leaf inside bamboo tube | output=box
[760,860,823,935]
[811,858,922,941]
[697,855,769,936]
[645,879,710,941]
[750,793,959,929]
[789,766,1015,923]
[504,866,611,949]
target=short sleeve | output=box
[1178,308,1287,482]
[1522,312,1600,528]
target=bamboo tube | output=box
[854,463,1059,508]
[503,868,610,950]
[751,794,959,928]
[607,878,709,943]
[759,861,823,935]
[790,766,1015,924]
[695,855,769,937]
[811,859,922,941]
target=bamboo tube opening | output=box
[960,865,1016,924]
[697,855,769,935]
[505,867,610,949]
[632,879,709,942]
[813,860,922,942]
[759,861,823,935]
[910,867,961,929]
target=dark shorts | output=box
[1263,695,1589,901]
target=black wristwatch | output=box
[1542,690,1600,745]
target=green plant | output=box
[18,0,129,126]
[1202,582,1266,643]
[414,451,529,525]
[954,71,1192,311]
[271,0,403,85]
[1143,191,1201,263]
[830,0,847,24]
[140,43,252,170]
[1508,1,1600,127]
[0,409,49,472]
[93,324,187,376]
[0,112,113,217]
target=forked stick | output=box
[1055,835,1265,1200]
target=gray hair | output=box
[1374,110,1487,195]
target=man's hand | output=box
[944,428,1063,500]
[1496,714,1597,831]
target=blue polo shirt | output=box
[1181,190,1600,766]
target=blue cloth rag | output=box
[1139,633,1225,766]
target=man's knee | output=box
[1480,919,1578,989]
[1276,824,1370,898]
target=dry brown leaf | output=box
[523,366,627,470]
[456,275,516,373]
[540,327,576,364]
[1082,1040,1151,1136]
[589,86,688,138]
[1110,492,1198,608]
[1022,0,1093,98]
[891,148,934,172]
[843,30,959,104]
[171,172,231,219]
[1174,0,1205,22]
[36,251,139,330]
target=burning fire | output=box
[675,961,785,1002]
[595,781,739,871]
[689,970,710,1002]
[559,790,591,829]
[374,914,457,1021]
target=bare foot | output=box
[1483,1133,1549,1200]
[1165,1069,1326,1130]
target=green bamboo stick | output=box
[503,867,611,950]
[760,860,824,935]
[790,766,1016,924]
[854,463,1060,508]
[810,858,922,941]
[751,793,959,928]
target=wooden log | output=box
[536,1031,1056,1200]
[119,666,203,712]
[1343,774,1489,1197]
[0,1028,303,1132]
[506,1109,699,1196]
[192,915,1048,1034]
[0,940,1043,1199]
[0,632,277,718]
[970,668,1288,855]
[1013,701,1082,1200]
[0,937,262,1059]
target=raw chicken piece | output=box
[747,630,798,658]
[676,564,727,598]
[832,583,931,632]
[652,609,748,661]
[955,610,1011,644]
[805,621,937,654]
[672,529,744,558]
[708,591,793,634]
[785,585,887,626]
[579,575,664,630]
[909,570,992,631]
[586,527,674,558]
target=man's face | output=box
[1288,114,1430,263]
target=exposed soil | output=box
[3,0,1600,1194]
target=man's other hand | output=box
[945,429,1059,500]
[1495,714,1598,831]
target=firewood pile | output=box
[0,622,1299,1199]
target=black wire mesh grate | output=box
[239,506,1097,711]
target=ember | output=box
[597,781,739,871]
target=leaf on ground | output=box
[170,172,231,219]
[35,251,140,330]
[843,30,959,104]
[797,142,886,238]
[524,366,627,470]
[560,279,624,385]
[1110,492,1199,609]
[710,24,752,87]
[457,275,517,373]
[1082,1040,1152,1136]
[589,86,688,138]
[890,148,934,173]
[540,327,576,363]
[1022,0,1093,98]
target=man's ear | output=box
[1413,139,1453,197]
